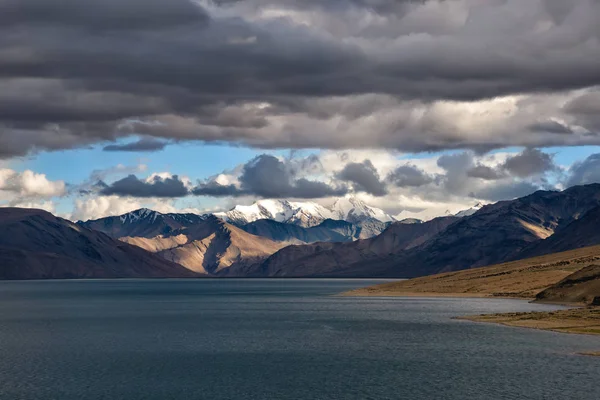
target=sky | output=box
[1,0,600,221]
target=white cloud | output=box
[71,195,143,221]
[71,194,203,221]
[0,169,66,199]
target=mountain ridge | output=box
[0,208,198,279]
[238,184,600,278]
[121,215,287,274]
[214,197,396,227]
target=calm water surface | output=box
[0,279,598,400]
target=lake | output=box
[0,279,598,399]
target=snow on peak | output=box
[216,197,394,227]
[215,199,333,227]
[119,208,161,224]
[454,202,485,218]
[329,196,395,223]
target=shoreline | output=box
[344,288,600,356]
[455,307,600,356]
[341,290,531,301]
[581,351,600,357]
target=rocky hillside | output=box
[239,184,600,278]
[521,206,600,258]
[79,208,207,239]
[535,264,600,305]
[240,218,360,243]
[387,184,600,276]
[239,217,393,243]
[0,208,198,280]
[227,216,458,277]
[345,244,600,300]
[122,216,287,274]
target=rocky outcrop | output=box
[226,216,459,277]
[122,216,287,274]
[239,218,388,244]
[520,206,600,258]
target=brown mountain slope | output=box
[122,216,287,274]
[233,184,600,278]
[391,184,600,276]
[227,216,458,277]
[0,208,198,280]
[520,206,600,259]
[535,264,600,305]
[338,184,600,278]
[345,244,600,300]
[78,208,207,239]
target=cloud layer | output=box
[85,148,570,205]
[1,0,600,157]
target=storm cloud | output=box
[501,148,557,178]
[194,155,348,199]
[566,153,600,187]
[99,174,189,198]
[336,160,387,196]
[387,164,435,187]
[1,0,600,157]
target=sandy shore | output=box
[340,290,498,298]
[344,282,600,355]
[456,307,600,335]
[581,351,600,357]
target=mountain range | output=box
[78,208,208,239]
[120,216,286,275]
[3,185,600,280]
[214,197,396,227]
[0,208,197,279]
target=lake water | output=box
[0,279,598,400]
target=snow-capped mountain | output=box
[215,197,396,228]
[454,202,485,218]
[78,208,208,238]
[214,200,333,228]
[329,196,395,224]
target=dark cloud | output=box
[1,0,600,156]
[436,152,478,195]
[0,0,209,30]
[387,164,434,187]
[336,160,387,195]
[194,155,347,198]
[103,138,169,152]
[501,148,556,178]
[192,182,241,197]
[566,153,600,187]
[470,181,540,202]
[467,164,504,180]
[100,174,189,198]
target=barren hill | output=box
[227,216,458,277]
[0,208,198,280]
[122,215,287,274]
[536,264,600,305]
[345,244,600,301]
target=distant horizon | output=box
[9,181,600,224]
